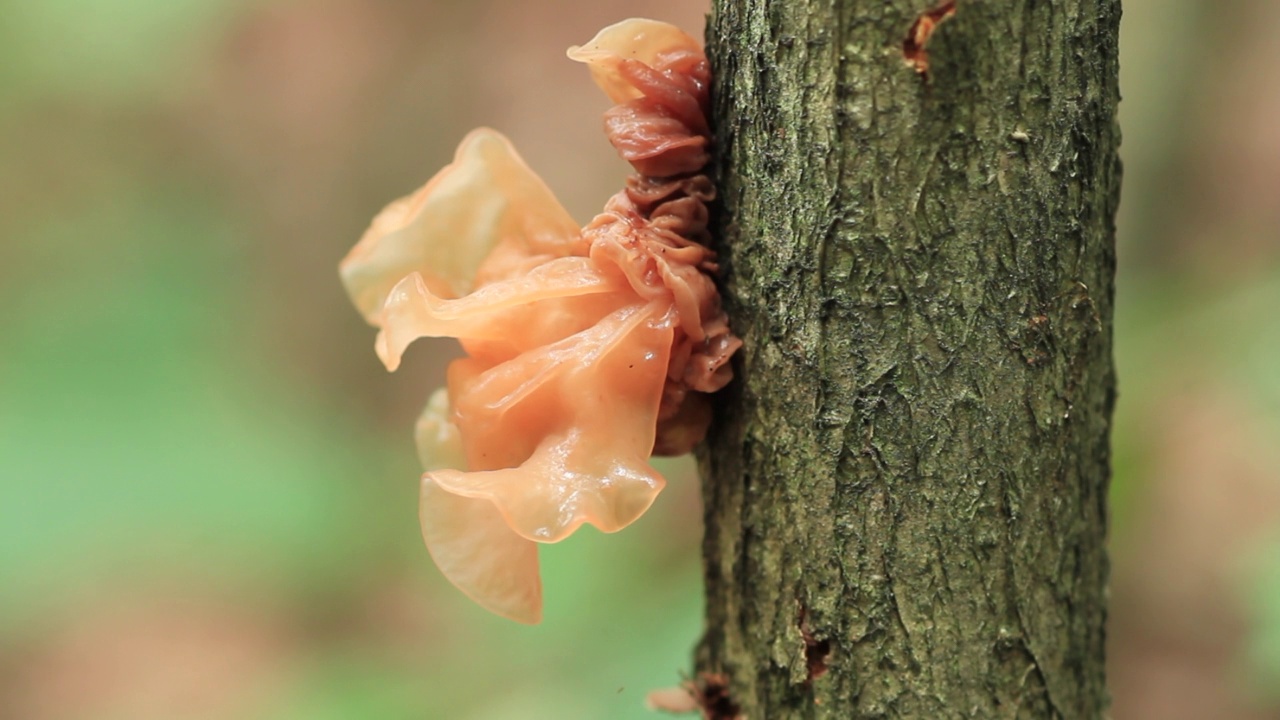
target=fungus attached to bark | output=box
[339,18,739,623]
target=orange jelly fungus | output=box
[339,19,739,623]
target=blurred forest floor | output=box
[0,1,1277,718]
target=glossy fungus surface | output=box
[340,18,739,623]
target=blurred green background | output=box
[0,1,1277,718]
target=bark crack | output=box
[702,0,1117,715]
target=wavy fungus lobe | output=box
[339,19,738,623]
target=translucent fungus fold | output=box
[339,18,739,623]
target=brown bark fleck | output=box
[902,0,957,75]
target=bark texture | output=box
[697,1,1120,718]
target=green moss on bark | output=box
[697,1,1120,717]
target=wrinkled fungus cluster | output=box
[339,19,738,623]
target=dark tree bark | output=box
[696,1,1120,718]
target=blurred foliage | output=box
[0,0,235,100]
[0,2,710,717]
[1,0,1277,718]
[1246,541,1280,694]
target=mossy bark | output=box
[697,1,1121,718]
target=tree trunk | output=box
[696,1,1120,718]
